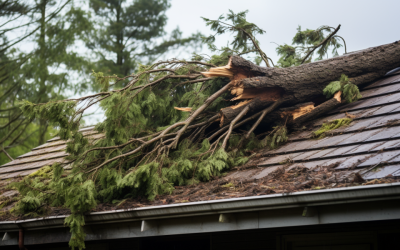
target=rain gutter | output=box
[1,182,400,231]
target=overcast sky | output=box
[164,0,399,65]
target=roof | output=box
[1,67,400,216]
[0,126,101,180]
[249,68,400,181]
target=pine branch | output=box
[300,24,341,64]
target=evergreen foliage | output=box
[312,118,353,139]
[202,10,272,67]
[0,0,28,18]
[87,0,202,87]
[276,25,346,67]
[323,74,362,103]
[265,125,289,149]
[0,0,92,165]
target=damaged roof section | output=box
[2,69,400,211]
[227,69,400,184]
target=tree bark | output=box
[230,41,400,104]
[219,98,275,126]
[207,41,400,125]
[231,42,400,103]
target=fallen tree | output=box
[205,41,400,126]
[9,9,400,250]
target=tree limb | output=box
[1,147,14,161]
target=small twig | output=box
[239,27,271,67]
[237,49,257,56]
[334,35,347,54]
[177,77,213,86]
[268,57,275,67]
[208,19,271,67]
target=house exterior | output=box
[1,56,400,250]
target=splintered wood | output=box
[174,107,192,112]
[201,57,253,82]
[200,41,400,129]
[280,103,315,120]
[230,100,252,109]
[334,90,342,102]
[202,57,283,122]
[201,65,234,79]
[230,87,282,102]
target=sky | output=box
[164,0,399,65]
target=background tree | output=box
[0,0,31,163]
[87,0,202,87]
[0,0,92,165]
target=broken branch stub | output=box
[292,91,342,127]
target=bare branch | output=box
[244,100,283,139]
[222,105,249,149]
[169,82,233,149]
[1,147,14,161]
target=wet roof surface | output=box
[2,70,400,215]
[237,72,400,182]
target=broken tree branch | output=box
[202,41,400,115]
[169,82,233,149]
[292,91,342,127]
[222,105,250,149]
[244,99,284,139]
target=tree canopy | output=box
[0,0,200,165]
[87,0,202,87]
[0,0,91,164]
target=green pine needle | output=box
[323,74,362,103]
[313,118,353,139]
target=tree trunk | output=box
[203,41,400,125]
[230,41,400,103]
[38,0,47,145]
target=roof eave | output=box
[2,182,400,231]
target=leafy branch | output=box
[202,10,272,67]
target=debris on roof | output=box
[2,64,400,220]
